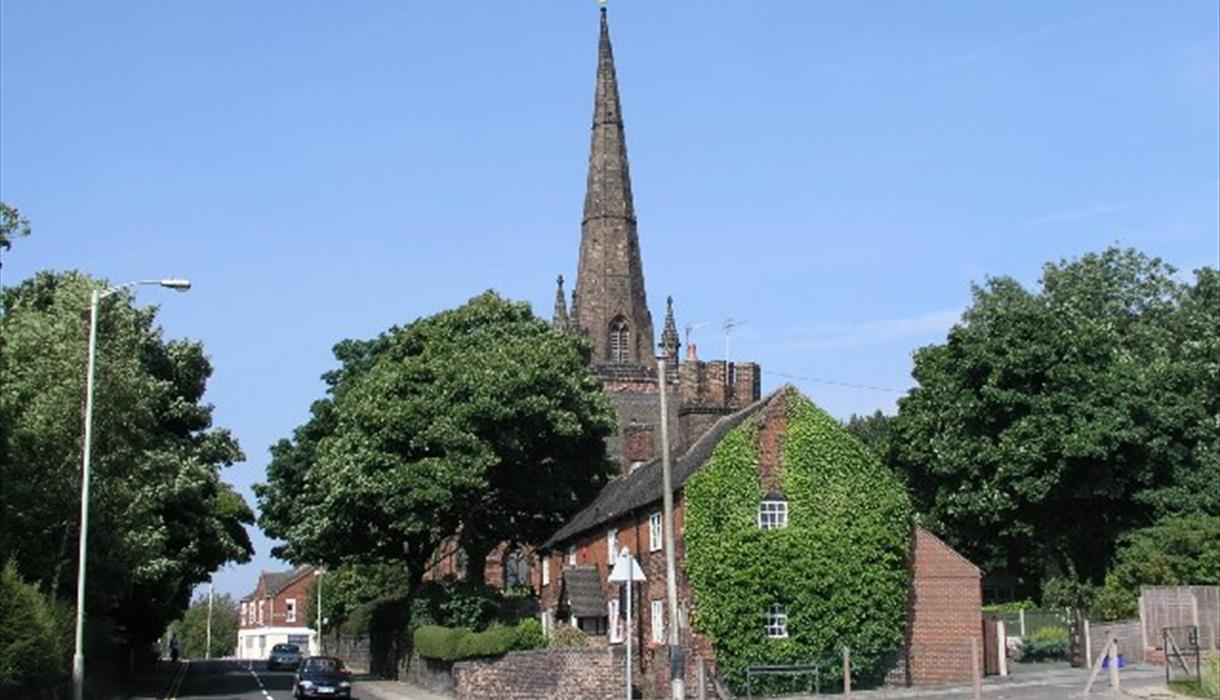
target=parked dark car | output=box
[294,656,352,698]
[267,642,303,670]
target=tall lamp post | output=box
[656,352,684,700]
[73,278,191,700]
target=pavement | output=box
[106,658,1190,700]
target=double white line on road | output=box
[163,661,189,700]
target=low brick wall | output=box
[453,648,623,700]
[1088,619,1145,664]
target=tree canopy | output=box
[0,270,254,649]
[256,291,616,585]
[891,248,1219,588]
[170,592,240,659]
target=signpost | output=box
[609,548,646,700]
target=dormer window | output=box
[758,497,788,530]
[609,318,630,363]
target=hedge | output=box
[684,390,912,693]
[414,620,546,661]
[0,561,69,684]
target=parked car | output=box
[267,643,303,670]
[294,656,352,698]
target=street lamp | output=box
[656,351,683,700]
[73,278,191,700]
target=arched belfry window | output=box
[610,318,630,363]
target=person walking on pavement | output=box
[169,634,180,663]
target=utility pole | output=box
[205,581,214,660]
[657,355,684,699]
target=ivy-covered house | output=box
[535,386,982,696]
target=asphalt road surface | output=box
[127,659,329,700]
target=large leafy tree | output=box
[0,271,254,649]
[257,291,616,587]
[892,248,1219,587]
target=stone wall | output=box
[453,648,623,700]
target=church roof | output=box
[543,387,791,549]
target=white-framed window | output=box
[285,598,297,623]
[542,554,551,586]
[608,599,623,643]
[765,603,788,639]
[246,635,255,649]
[541,610,554,636]
[607,528,619,560]
[240,602,247,626]
[758,499,788,530]
[568,545,577,566]
[258,600,265,625]
[651,600,665,644]
[649,512,663,552]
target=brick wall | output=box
[453,648,623,700]
[904,527,982,686]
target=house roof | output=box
[562,565,607,618]
[543,387,789,549]
[246,565,316,599]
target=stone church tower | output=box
[554,8,762,470]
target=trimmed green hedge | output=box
[684,391,912,693]
[414,620,546,661]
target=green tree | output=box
[1093,515,1220,620]
[844,410,894,462]
[0,202,31,267]
[891,248,1219,587]
[170,592,240,659]
[0,271,254,651]
[0,561,70,683]
[257,291,616,587]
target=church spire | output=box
[572,7,655,366]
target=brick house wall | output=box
[237,567,318,659]
[903,528,982,686]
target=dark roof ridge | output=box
[543,385,793,548]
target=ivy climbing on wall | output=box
[684,389,912,693]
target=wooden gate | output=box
[982,615,1001,676]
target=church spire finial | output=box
[660,295,680,369]
[552,275,570,329]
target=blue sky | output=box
[3,2,1217,600]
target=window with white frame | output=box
[541,554,550,586]
[568,545,577,566]
[541,610,554,636]
[651,600,665,644]
[649,512,662,552]
[758,499,788,530]
[765,603,788,639]
[285,598,297,623]
[607,528,619,560]
[258,600,265,625]
[608,599,622,643]
[240,602,247,626]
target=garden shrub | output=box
[410,578,501,631]
[414,625,471,661]
[548,624,588,649]
[414,620,545,660]
[0,562,68,683]
[1021,627,1068,661]
[684,390,912,693]
[512,618,546,651]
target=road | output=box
[127,659,307,700]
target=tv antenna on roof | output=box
[685,322,710,348]
[723,318,746,367]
